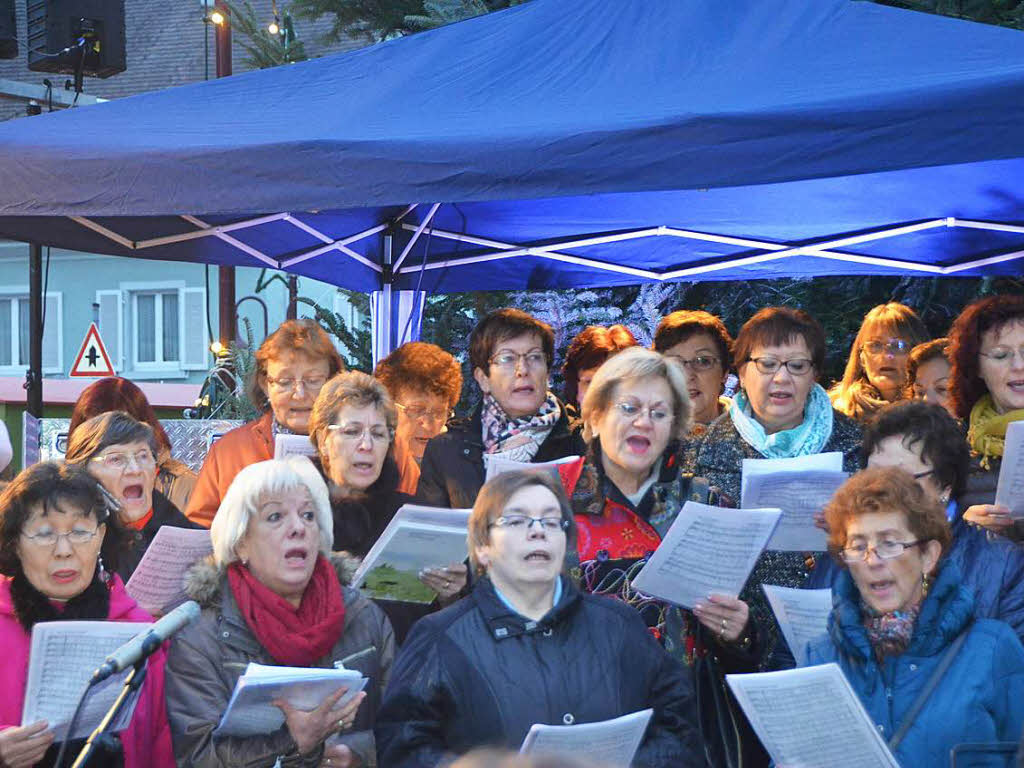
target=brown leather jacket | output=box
[165,553,395,767]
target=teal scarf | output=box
[730,383,834,459]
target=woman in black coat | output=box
[376,471,702,767]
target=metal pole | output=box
[286,275,298,320]
[26,243,43,417]
[214,0,236,347]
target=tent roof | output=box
[0,0,1022,291]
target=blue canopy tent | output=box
[0,0,1023,374]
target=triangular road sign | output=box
[70,322,116,377]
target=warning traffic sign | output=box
[70,323,116,378]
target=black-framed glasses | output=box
[863,339,911,356]
[912,469,935,480]
[840,539,923,563]
[489,515,567,532]
[489,350,547,371]
[666,354,719,372]
[746,357,814,376]
[21,527,102,548]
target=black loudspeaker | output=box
[26,0,125,78]
[0,0,16,59]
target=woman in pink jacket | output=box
[0,461,174,768]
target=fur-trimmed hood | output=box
[184,551,362,609]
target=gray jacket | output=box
[165,553,395,768]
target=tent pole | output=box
[214,0,237,348]
[380,231,394,362]
[26,243,43,417]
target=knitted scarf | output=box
[832,380,897,424]
[967,394,1024,470]
[480,391,560,461]
[729,383,834,459]
[228,555,345,666]
[862,599,921,662]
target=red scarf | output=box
[228,555,345,666]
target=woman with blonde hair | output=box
[829,302,929,423]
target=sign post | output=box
[69,323,116,378]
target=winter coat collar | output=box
[472,575,582,640]
[828,558,974,664]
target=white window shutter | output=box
[96,290,123,373]
[41,293,62,373]
[182,287,209,370]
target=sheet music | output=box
[520,709,653,767]
[726,664,899,768]
[351,505,471,604]
[125,526,213,615]
[215,664,366,737]
[630,501,781,609]
[484,454,581,482]
[762,585,833,666]
[274,433,317,460]
[995,421,1024,519]
[741,453,846,552]
[22,620,152,741]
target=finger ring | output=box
[721,618,727,630]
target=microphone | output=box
[92,600,201,683]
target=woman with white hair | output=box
[164,457,395,768]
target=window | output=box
[103,283,208,377]
[0,289,62,375]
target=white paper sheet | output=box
[215,663,366,737]
[726,664,900,768]
[274,433,317,460]
[630,501,781,609]
[741,453,846,552]
[125,526,213,615]
[520,709,653,767]
[762,584,833,666]
[484,454,581,482]
[352,505,472,604]
[22,620,153,741]
[995,420,1024,519]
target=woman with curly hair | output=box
[829,302,929,423]
[374,341,463,495]
[947,294,1024,539]
[560,324,637,412]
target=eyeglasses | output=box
[666,354,719,372]
[489,515,567,532]
[979,347,1024,366]
[863,339,911,356]
[396,402,452,425]
[912,469,935,480]
[327,423,393,444]
[91,450,156,472]
[746,357,814,376]
[21,527,101,548]
[489,350,547,371]
[613,400,673,423]
[265,375,329,394]
[840,539,923,563]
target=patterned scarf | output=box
[480,391,561,461]
[833,380,895,423]
[967,394,1024,470]
[862,599,921,662]
[729,383,834,459]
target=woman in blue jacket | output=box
[806,466,1024,766]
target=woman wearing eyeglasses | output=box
[0,462,175,768]
[187,319,345,528]
[687,307,863,671]
[65,411,199,584]
[309,371,459,643]
[805,466,1024,767]
[416,309,585,510]
[374,342,464,496]
[376,470,701,766]
[948,294,1024,540]
[652,310,734,442]
[829,302,929,423]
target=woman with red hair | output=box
[69,377,197,513]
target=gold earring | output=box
[922,572,931,595]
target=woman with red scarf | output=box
[165,458,394,768]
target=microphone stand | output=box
[69,654,150,768]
